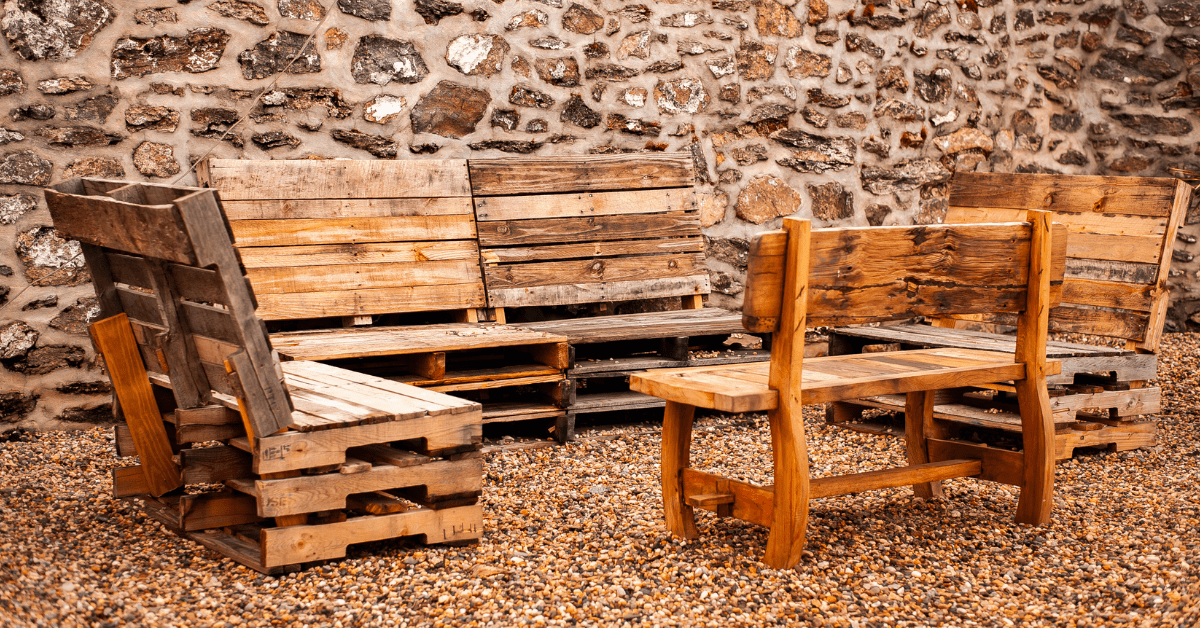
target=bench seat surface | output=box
[632,348,1061,414]
[270,324,567,362]
[519,308,746,343]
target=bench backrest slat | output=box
[470,153,711,308]
[199,159,486,321]
[742,221,1067,332]
[946,172,1191,350]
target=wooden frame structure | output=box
[631,214,1065,568]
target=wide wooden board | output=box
[949,172,1180,218]
[201,159,472,200]
[230,215,476,247]
[469,153,694,196]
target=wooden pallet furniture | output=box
[630,213,1065,568]
[827,172,1191,459]
[471,153,769,437]
[197,159,572,440]
[45,178,484,573]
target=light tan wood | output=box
[662,401,699,539]
[201,159,472,200]
[468,153,693,196]
[474,188,694,221]
[1013,210,1055,525]
[808,459,981,499]
[904,390,943,499]
[230,215,477,248]
[221,197,474,220]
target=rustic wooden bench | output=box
[631,213,1065,568]
[471,153,768,436]
[46,178,484,573]
[196,158,572,440]
[828,172,1191,459]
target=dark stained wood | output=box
[469,153,694,196]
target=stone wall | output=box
[2,0,1199,429]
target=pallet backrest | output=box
[196,158,486,321]
[44,178,294,438]
[469,153,709,308]
[741,218,1067,332]
[946,172,1191,351]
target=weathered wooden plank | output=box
[1065,232,1163,265]
[1060,279,1154,312]
[271,323,566,361]
[474,188,694,221]
[253,284,488,320]
[247,260,483,294]
[809,459,981,499]
[1064,258,1159,285]
[808,284,1029,326]
[477,213,699,247]
[949,172,1179,218]
[106,252,231,307]
[201,158,472,200]
[469,153,694,196]
[949,206,1167,238]
[220,197,473,220]
[480,238,703,263]
[44,191,198,264]
[238,241,480,268]
[487,275,710,308]
[485,253,707,289]
[230,215,477,247]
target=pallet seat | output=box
[631,213,1065,568]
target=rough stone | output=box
[125,105,179,132]
[584,63,640,81]
[876,66,908,93]
[35,76,89,95]
[646,60,683,74]
[0,150,51,185]
[468,139,543,153]
[1109,154,1154,172]
[2,0,115,61]
[251,131,301,150]
[56,403,113,424]
[655,78,710,115]
[509,85,555,109]
[1057,149,1089,166]
[583,42,608,59]
[617,30,652,60]
[208,1,270,25]
[660,12,714,28]
[835,112,867,130]
[914,67,952,103]
[330,129,396,157]
[350,36,428,85]
[507,10,547,31]
[14,226,88,286]
[1091,48,1184,86]
[191,107,243,147]
[865,203,891,226]
[1117,24,1156,48]
[606,114,660,136]
[0,193,35,225]
[860,158,952,194]
[48,298,98,336]
[562,3,604,34]
[705,55,736,78]
[735,174,802,224]
[239,31,321,79]
[808,181,853,221]
[61,157,123,180]
[111,28,231,79]
[0,392,37,422]
[3,344,87,375]
[267,87,353,118]
[873,99,924,122]
[736,41,777,80]
[933,127,993,154]
[525,119,548,133]
[1111,113,1193,136]
[410,81,490,138]
[718,84,740,104]
[363,95,406,123]
[771,128,856,173]
[56,381,110,395]
[801,107,828,128]
[324,28,347,50]
[1050,113,1083,133]
[0,128,22,144]
[535,57,581,87]
[338,0,391,21]
[132,141,180,178]
[785,47,830,78]
[0,320,39,360]
[62,93,116,122]
[446,34,508,77]
[807,0,828,25]
[279,0,326,20]
[0,69,23,97]
[1166,36,1200,67]
[561,94,601,128]
[414,0,461,24]
[530,36,569,51]
[754,0,803,37]
[1160,0,1200,27]
[134,7,177,25]
[490,108,519,131]
[11,105,54,121]
[913,4,950,38]
[844,33,884,58]
[698,190,729,227]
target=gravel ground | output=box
[3,335,1200,628]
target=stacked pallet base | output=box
[114,362,484,573]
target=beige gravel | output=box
[3,335,1200,627]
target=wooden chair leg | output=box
[661,401,699,539]
[905,390,944,499]
[1014,379,1055,525]
[764,402,810,569]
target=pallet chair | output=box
[630,212,1065,568]
[45,178,483,572]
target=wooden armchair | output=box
[630,213,1066,569]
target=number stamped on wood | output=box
[262,444,292,460]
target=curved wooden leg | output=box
[764,401,810,569]
[661,401,699,539]
[905,390,944,499]
[1014,379,1054,525]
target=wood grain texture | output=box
[484,253,707,289]
[201,159,472,200]
[221,197,473,220]
[477,213,699,247]
[486,276,709,308]
[45,190,197,264]
[253,285,488,320]
[230,215,477,247]
[474,188,694,221]
[469,153,694,196]
[949,171,1180,218]
[239,241,480,268]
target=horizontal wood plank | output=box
[469,153,694,196]
[1065,258,1159,285]
[202,159,472,200]
[239,241,480,268]
[45,190,197,264]
[230,215,477,247]
[485,253,707,289]
[950,172,1179,218]
[1061,279,1155,312]
[247,260,483,294]
[221,197,473,220]
[252,284,487,319]
[949,206,1167,238]
[487,276,709,308]
[480,238,702,264]
[474,188,694,221]
[477,213,698,247]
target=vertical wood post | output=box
[1014,210,1055,525]
[661,401,699,539]
[905,390,944,499]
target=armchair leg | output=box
[764,402,810,569]
[1014,379,1055,525]
[661,401,699,539]
[905,390,944,499]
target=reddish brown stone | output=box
[410,81,491,138]
[736,174,803,224]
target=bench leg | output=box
[904,390,944,499]
[1014,378,1055,525]
[764,401,810,569]
[661,401,699,540]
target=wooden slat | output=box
[484,253,707,289]
[927,438,1025,486]
[220,197,473,220]
[487,276,709,308]
[950,172,1179,218]
[1060,279,1154,312]
[469,153,694,196]
[480,238,703,263]
[201,158,472,200]
[949,206,1167,238]
[45,190,198,264]
[1064,258,1159,285]
[247,260,483,294]
[474,188,693,221]
[477,213,699,247]
[271,323,565,361]
[1065,232,1162,265]
[808,459,981,499]
[239,241,480,268]
[253,284,488,319]
[230,215,476,247]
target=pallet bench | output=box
[471,154,769,436]
[46,178,484,573]
[631,213,1065,568]
[828,172,1191,459]
[197,158,573,440]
